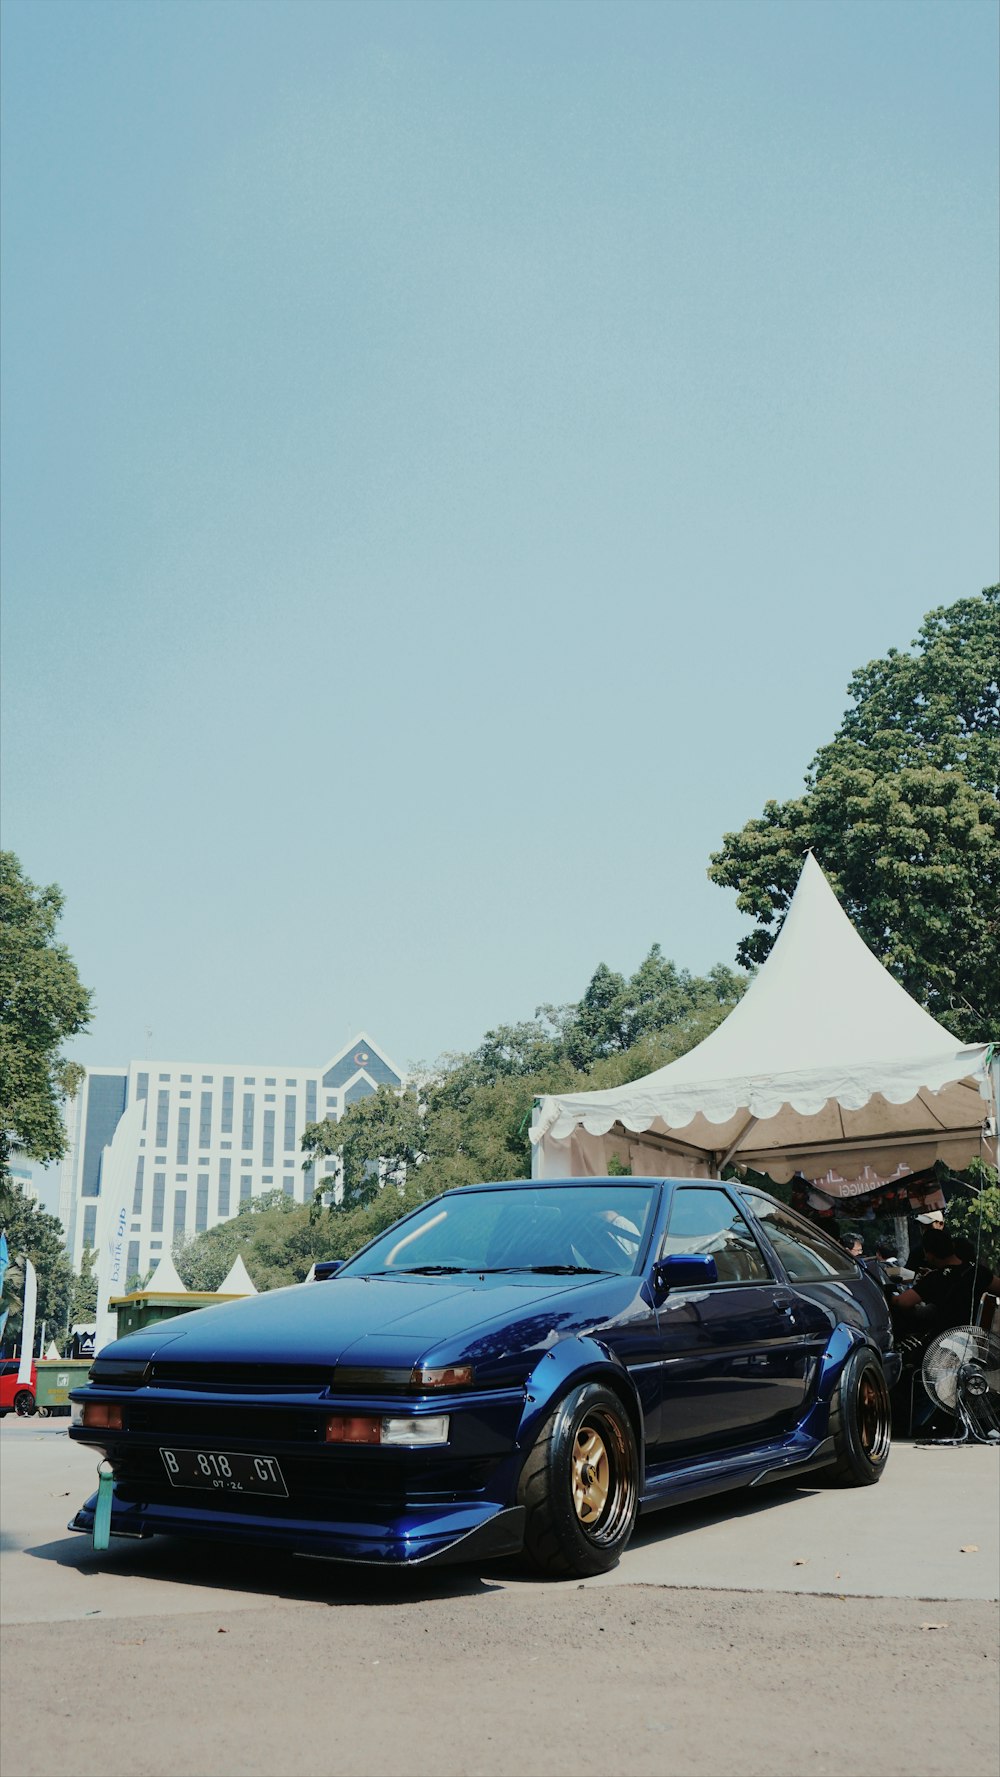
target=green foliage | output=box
[946,1162,1000,1271]
[709,588,1000,1040]
[174,1191,322,1293]
[71,1245,98,1323]
[0,1181,75,1349]
[0,852,92,1182]
[301,1086,425,1209]
[556,949,748,1071]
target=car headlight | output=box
[324,1413,450,1446]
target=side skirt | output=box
[638,1435,835,1515]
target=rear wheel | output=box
[14,1391,36,1418]
[518,1382,639,1578]
[821,1348,891,1486]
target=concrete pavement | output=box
[2,1415,997,1625]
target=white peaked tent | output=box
[142,1253,188,1295]
[532,855,997,1186]
[217,1254,257,1296]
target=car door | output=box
[647,1185,817,1465]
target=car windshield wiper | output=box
[476,1264,605,1275]
[387,1265,472,1275]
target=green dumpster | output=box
[35,1358,92,1416]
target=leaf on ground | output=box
[920,1622,949,1631]
[792,1558,808,1566]
[959,1544,979,1554]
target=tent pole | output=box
[718,1116,759,1173]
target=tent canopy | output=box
[532,855,996,1185]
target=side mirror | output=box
[653,1253,718,1297]
[314,1260,345,1281]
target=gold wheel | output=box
[857,1368,891,1463]
[572,1423,610,1525]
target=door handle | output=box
[774,1293,798,1321]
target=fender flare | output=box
[801,1321,874,1440]
[515,1336,646,1483]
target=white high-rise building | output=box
[57,1033,403,1279]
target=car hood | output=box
[104,1272,613,1374]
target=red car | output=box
[0,1358,37,1416]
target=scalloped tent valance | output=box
[531,855,997,1187]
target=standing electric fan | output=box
[921,1324,1000,1444]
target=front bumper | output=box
[67,1490,526,1567]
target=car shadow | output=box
[24,1477,823,1603]
[22,1530,506,1605]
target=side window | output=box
[741,1194,853,1281]
[660,1188,771,1284]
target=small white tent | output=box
[142,1253,188,1295]
[532,855,996,1186]
[217,1254,257,1296]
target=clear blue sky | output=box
[3,0,998,1085]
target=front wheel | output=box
[14,1391,36,1418]
[518,1382,639,1578]
[821,1348,891,1486]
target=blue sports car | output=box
[69,1178,900,1578]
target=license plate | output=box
[160,1448,287,1496]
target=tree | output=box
[946,1163,1000,1272]
[556,947,748,1070]
[175,1191,321,1292]
[0,1181,75,1350]
[71,1245,98,1324]
[0,853,92,1191]
[709,588,999,1040]
[301,1086,426,1209]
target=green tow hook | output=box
[93,1459,115,1551]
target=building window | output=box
[151,1173,166,1233]
[202,1075,213,1083]
[265,1077,276,1086]
[244,1077,256,1085]
[196,1174,209,1233]
[221,1076,234,1134]
[177,1106,191,1165]
[305,1081,317,1123]
[240,1175,252,1205]
[156,1090,170,1148]
[136,1072,149,1100]
[181,1075,192,1083]
[150,1241,162,1252]
[199,1091,213,1148]
[132,1157,145,1216]
[126,1241,141,1288]
[159,1074,170,1082]
[82,1205,98,1249]
[218,1159,231,1219]
[221,1140,231,1150]
[284,1095,297,1151]
[283,1175,295,1198]
[242,1093,255,1150]
[262,1109,275,1166]
[172,1190,187,1238]
[285,1079,297,1087]
[82,1073,128,1197]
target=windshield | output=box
[342,1185,658,1278]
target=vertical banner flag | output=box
[0,1228,9,1301]
[17,1258,37,1384]
[93,1096,146,1355]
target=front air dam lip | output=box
[67,1497,526,1568]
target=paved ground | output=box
[2,1419,998,1777]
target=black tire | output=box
[14,1391,36,1418]
[517,1382,639,1578]
[821,1348,891,1486]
